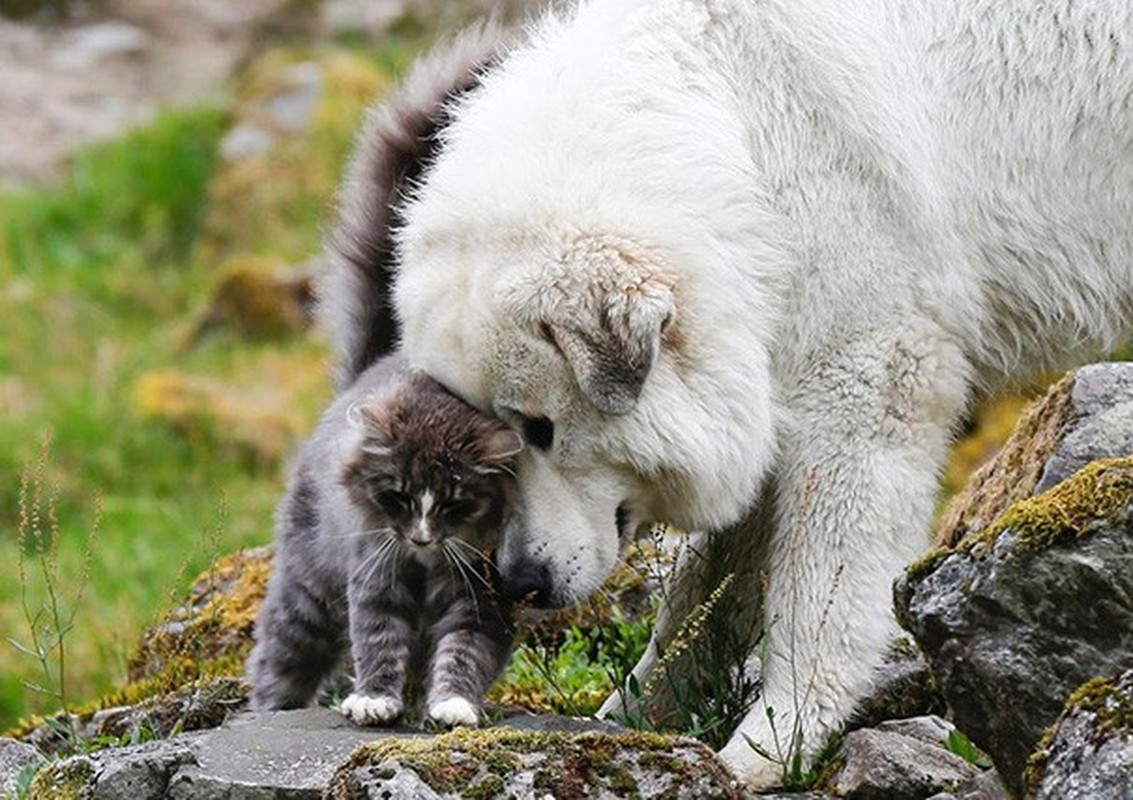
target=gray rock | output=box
[497,710,629,735]
[848,635,944,729]
[262,61,323,134]
[896,459,1133,796]
[822,727,983,800]
[88,738,200,800]
[1026,669,1133,800]
[328,726,743,800]
[24,708,742,800]
[1035,363,1133,492]
[875,715,955,746]
[220,123,276,161]
[925,770,1011,800]
[0,738,42,797]
[167,708,407,798]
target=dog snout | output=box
[502,558,554,607]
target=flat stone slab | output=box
[26,707,644,799]
[167,708,406,797]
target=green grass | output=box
[0,103,334,730]
[0,34,437,731]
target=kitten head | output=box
[343,372,522,560]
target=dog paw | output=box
[717,735,785,790]
[427,696,480,727]
[341,692,403,725]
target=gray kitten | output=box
[247,355,523,727]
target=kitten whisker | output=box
[446,542,492,589]
[332,526,395,540]
[445,536,493,564]
[443,542,484,622]
[351,535,399,586]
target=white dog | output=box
[326,0,1133,788]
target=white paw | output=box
[427,696,480,727]
[718,734,786,790]
[341,692,403,725]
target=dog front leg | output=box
[718,333,969,788]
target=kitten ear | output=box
[481,428,523,464]
[348,401,393,453]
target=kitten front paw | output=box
[341,692,403,725]
[427,696,480,727]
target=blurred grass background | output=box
[0,33,423,728]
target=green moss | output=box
[903,543,955,583]
[1023,673,1133,793]
[907,457,1133,583]
[1061,675,1133,735]
[978,458,1133,550]
[26,757,92,800]
[128,547,272,684]
[333,728,719,800]
[462,773,506,799]
[936,374,1074,547]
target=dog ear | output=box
[546,280,674,415]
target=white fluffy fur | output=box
[341,692,403,725]
[392,0,1132,787]
[427,696,480,727]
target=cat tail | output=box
[319,21,516,390]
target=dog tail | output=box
[320,23,512,389]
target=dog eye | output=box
[493,403,555,452]
[521,416,554,451]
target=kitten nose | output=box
[408,523,432,547]
[503,558,553,607]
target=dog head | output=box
[395,218,780,607]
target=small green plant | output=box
[946,728,993,768]
[8,433,98,753]
[499,610,653,717]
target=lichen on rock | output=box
[25,755,93,800]
[1023,670,1133,799]
[936,373,1075,547]
[907,455,1133,585]
[328,727,742,800]
[896,412,1133,795]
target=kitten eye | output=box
[373,489,411,517]
[439,499,483,525]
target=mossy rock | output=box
[132,347,328,468]
[1023,670,1133,799]
[328,727,742,800]
[190,255,314,342]
[936,373,1074,548]
[24,755,92,800]
[896,457,1133,794]
[200,49,390,261]
[5,547,269,752]
[908,456,1133,582]
[128,546,271,684]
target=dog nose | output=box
[502,558,554,607]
